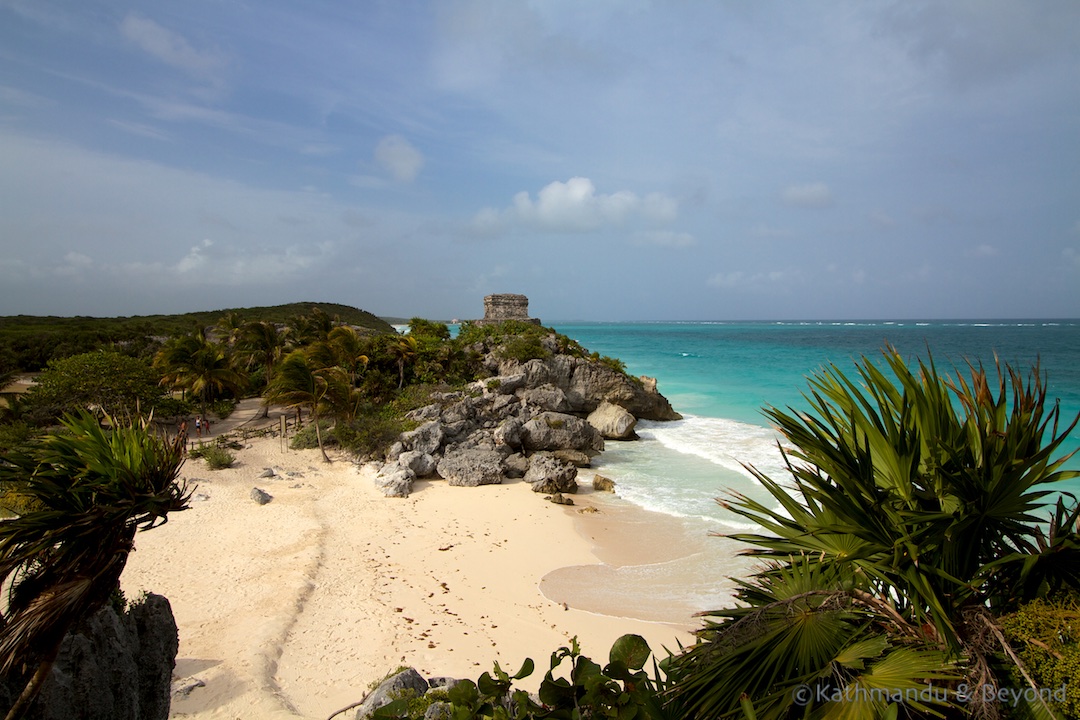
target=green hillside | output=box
[0,302,394,371]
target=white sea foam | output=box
[637,416,789,482]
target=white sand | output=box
[121,436,694,719]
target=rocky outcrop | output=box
[355,668,430,719]
[373,328,679,498]
[521,413,603,455]
[437,449,504,487]
[524,453,578,494]
[587,402,638,440]
[0,594,178,720]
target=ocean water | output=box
[552,320,1080,534]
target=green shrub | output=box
[497,335,550,363]
[189,442,235,469]
[209,399,236,420]
[290,420,337,451]
[372,634,671,720]
[1000,590,1080,718]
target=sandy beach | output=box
[121,429,700,719]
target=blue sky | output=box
[1,1,1078,321]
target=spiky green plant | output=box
[0,412,190,719]
[667,349,1080,720]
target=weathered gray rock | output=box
[476,373,526,395]
[587,401,638,440]
[257,467,276,478]
[401,421,445,455]
[406,403,443,421]
[592,475,616,492]
[520,412,604,455]
[547,492,575,506]
[518,384,572,413]
[398,451,437,478]
[437,449,504,487]
[524,454,578,494]
[424,701,453,720]
[355,668,429,719]
[493,418,523,449]
[0,594,178,720]
[375,465,415,498]
[552,449,592,467]
[503,453,529,479]
[250,487,273,505]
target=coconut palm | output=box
[666,349,1080,720]
[154,329,244,418]
[0,412,190,720]
[234,321,285,417]
[265,350,349,462]
[388,335,418,390]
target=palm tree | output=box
[265,350,349,462]
[214,311,246,347]
[154,329,244,418]
[389,335,418,390]
[234,321,285,417]
[666,349,1080,720]
[327,326,369,386]
[0,412,190,719]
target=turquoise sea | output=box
[552,320,1080,532]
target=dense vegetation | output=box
[0,302,393,372]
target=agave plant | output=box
[0,412,190,719]
[667,348,1080,720]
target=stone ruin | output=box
[475,294,541,326]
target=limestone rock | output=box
[493,418,523,449]
[592,475,616,492]
[520,412,604,455]
[587,402,638,440]
[250,487,273,505]
[437,449,504,487]
[375,465,415,498]
[547,492,575,506]
[398,451,437,478]
[401,421,445,455]
[503,453,529,478]
[525,454,578,494]
[518,384,572,413]
[552,449,592,467]
[0,594,178,720]
[355,668,429,719]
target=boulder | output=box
[493,418,523,449]
[517,384,572,413]
[547,492,575,506]
[592,475,617,492]
[520,413,604,455]
[524,454,578,494]
[398,451,437,478]
[250,487,273,505]
[0,594,178,720]
[400,421,444,455]
[437,449,504,487]
[503,453,529,478]
[375,465,415,498]
[552,449,592,467]
[587,402,638,440]
[355,668,429,720]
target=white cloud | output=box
[481,177,680,234]
[782,182,833,208]
[375,135,424,183]
[120,14,226,78]
[707,271,744,289]
[750,224,790,239]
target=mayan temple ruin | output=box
[475,293,541,326]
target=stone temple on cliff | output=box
[475,293,541,326]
